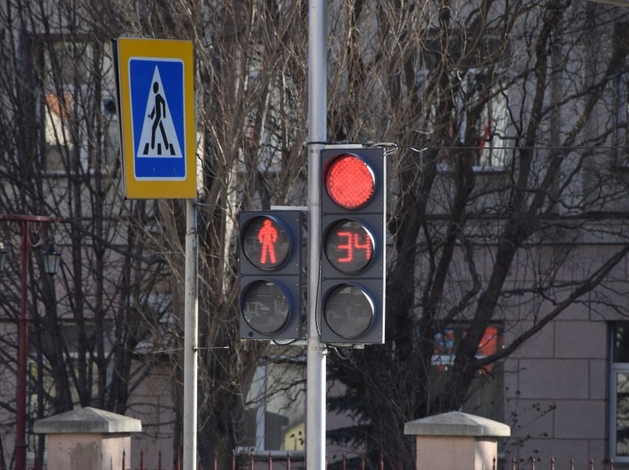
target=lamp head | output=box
[42,242,61,275]
[0,242,7,274]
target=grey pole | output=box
[183,199,199,470]
[307,0,327,468]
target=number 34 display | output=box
[324,220,373,274]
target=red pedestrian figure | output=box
[258,219,278,264]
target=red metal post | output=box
[0,213,64,470]
[287,452,291,470]
[15,219,30,470]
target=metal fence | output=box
[121,452,618,470]
[122,451,393,470]
[508,457,616,470]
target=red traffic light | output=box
[241,216,291,270]
[239,211,303,340]
[320,148,386,345]
[324,154,375,209]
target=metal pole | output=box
[183,199,199,470]
[307,0,327,468]
[15,220,29,470]
[0,213,63,470]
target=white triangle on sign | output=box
[137,67,183,158]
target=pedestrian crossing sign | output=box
[114,38,196,199]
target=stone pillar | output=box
[34,406,142,470]
[404,411,510,470]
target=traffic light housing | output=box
[239,211,303,340]
[319,147,386,345]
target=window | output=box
[239,353,306,453]
[420,29,513,171]
[38,39,98,172]
[459,70,511,169]
[432,325,502,372]
[612,23,629,167]
[431,69,511,171]
[615,70,629,166]
[431,325,504,421]
[43,91,75,171]
[610,323,629,462]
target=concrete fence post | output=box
[34,406,142,470]
[404,411,510,470]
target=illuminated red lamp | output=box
[324,154,375,209]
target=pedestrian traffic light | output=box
[239,211,303,340]
[319,147,386,345]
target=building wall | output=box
[503,298,612,466]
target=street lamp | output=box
[0,214,63,470]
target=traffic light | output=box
[319,147,386,345]
[239,211,303,340]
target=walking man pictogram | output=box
[148,81,170,154]
[258,219,278,265]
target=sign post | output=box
[114,38,198,470]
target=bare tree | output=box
[325,0,629,468]
[0,0,309,468]
[0,0,183,466]
[3,0,629,469]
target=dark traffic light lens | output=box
[324,154,375,209]
[324,219,374,274]
[242,216,291,270]
[323,284,374,339]
[242,281,290,335]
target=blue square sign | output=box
[114,39,196,199]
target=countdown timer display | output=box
[324,219,374,274]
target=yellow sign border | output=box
[116,38,196,199]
